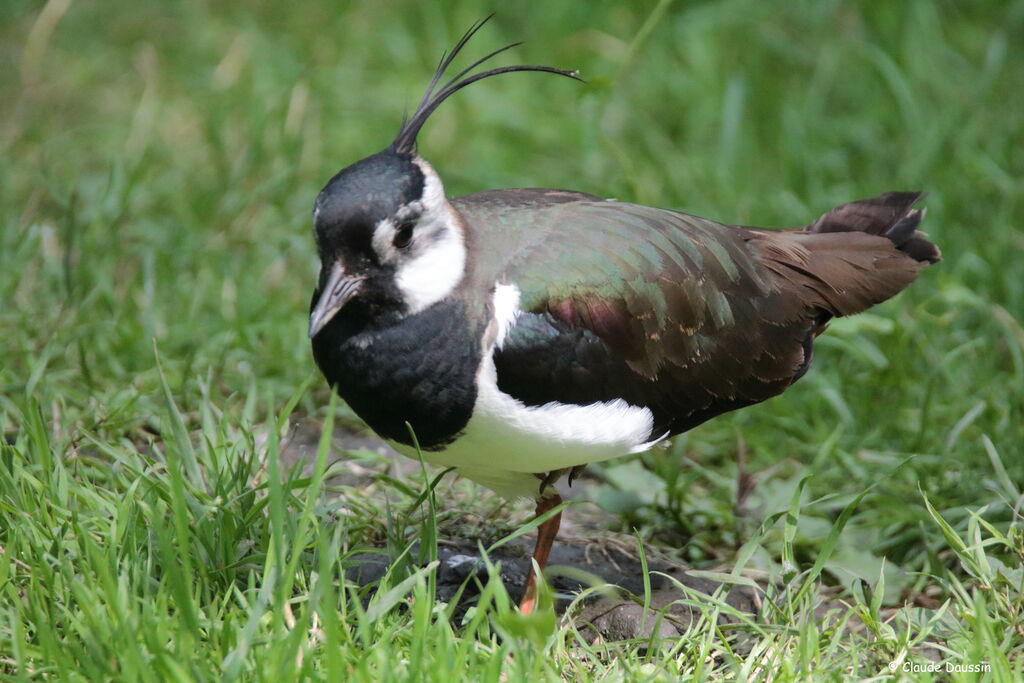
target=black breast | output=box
[311,299,482,449]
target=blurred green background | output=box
[4,0,1022,507]
[3,0,1024,677]
[4,0,1024,535]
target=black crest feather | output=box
[390,15,582,156]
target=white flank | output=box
[394,158,467,314]
[468,355,657,469]
[397,355,658,498]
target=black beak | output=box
[309,261,364,338]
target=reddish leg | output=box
[518,493,563,615]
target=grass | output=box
[2,0,1023,679]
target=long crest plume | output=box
[390,15,582,156]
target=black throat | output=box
[310,297,483,450]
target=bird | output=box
[308,18,940,615]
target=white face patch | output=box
[372,157,467,315]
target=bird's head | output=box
[309,148,461,335]
[308,16,580,338]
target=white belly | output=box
[390,353,663,499]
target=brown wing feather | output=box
[456,190,937,437]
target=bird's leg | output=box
[518,493,562,615]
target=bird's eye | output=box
[393,221,414,249]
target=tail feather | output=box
[807,191,941,264]
[754,191,940,320]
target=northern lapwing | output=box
[308,18,940,614]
